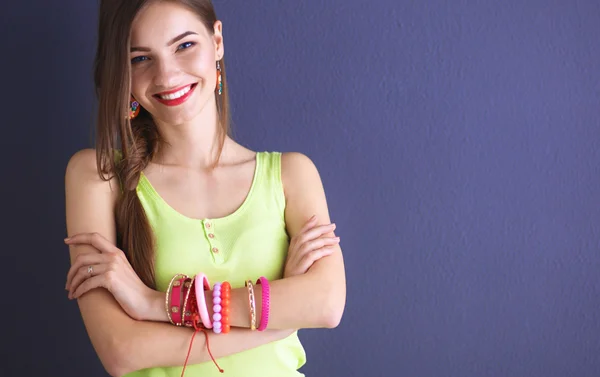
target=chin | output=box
[159,109,200,126]
[148,100,201,125]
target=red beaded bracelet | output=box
[220,281,231,334]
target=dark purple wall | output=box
[2,1,599,376]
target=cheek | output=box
[183,48,217,80]
[130,70,145,96]
[130,69,154,105]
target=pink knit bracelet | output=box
[256,276,270,331]
[194,273,213,329]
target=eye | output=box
[177,41,195,51]
[131,56,148,64]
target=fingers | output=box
[300,237,340,254]
[299,236,340,255]
[284,217,340,277]
[65,232,119,254]
[286,236,340,276]
[68,263,109,299]
[72,274,108,299]
[298,246,337,272]
[298,223,338,246]
[298,215,318,234]
[66,252,107,289]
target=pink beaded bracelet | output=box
[256,276,270,331]
[212,282,223,334]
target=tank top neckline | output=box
[137,151,261,223]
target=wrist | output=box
[142,289,170,322]
[205,286,243,329]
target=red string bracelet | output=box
[178,278,223,375]
[180,314,224,376]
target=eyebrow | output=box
[130,31,198,53]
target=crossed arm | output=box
[64,149,346,376]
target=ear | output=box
[213,20,224,60]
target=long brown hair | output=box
[93,0,231,288]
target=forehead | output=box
[130,2,209,43]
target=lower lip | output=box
[154,84,197,106]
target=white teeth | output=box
[158,85,192,100]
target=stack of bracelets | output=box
[165,273,271,375]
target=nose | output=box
[152,56,182,90]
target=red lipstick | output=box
[153,83,197,107]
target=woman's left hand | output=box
[64,232,158,321]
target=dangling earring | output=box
[216,61,223,95]
[129,96,140,119]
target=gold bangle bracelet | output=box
[245,279,257,331]
[181,278,195,327]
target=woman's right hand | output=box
[283,215,340,278]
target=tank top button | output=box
[205,222,211,228]
[212,247,219,253]
[208,233,215,239]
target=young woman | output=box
[63,1,346,376]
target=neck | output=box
[152,97,227,170]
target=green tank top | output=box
[124,151,306,377]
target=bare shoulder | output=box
[280,151,321,197]
[280,151,315,168]
[65,148,120,196]
[66,148,96,178]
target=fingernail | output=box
[64,237,71,242]
[330,223,336,228]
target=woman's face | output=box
[129,2,223,125]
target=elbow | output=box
[105,365,125,377]
[320,291,346,329]
[323,305,344,329]
[102,334,135,377]
[100,353,124,377]
[106,362,128,377]
[298,270,346,329]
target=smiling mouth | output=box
[154,83,196,100]
[153,83,198,106]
